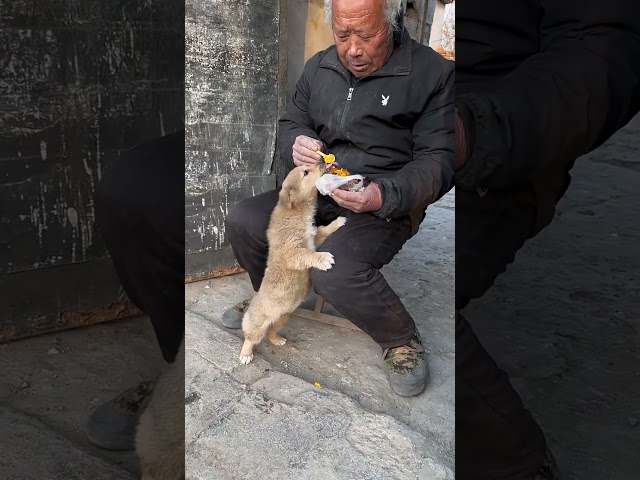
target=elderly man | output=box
[224,0,454,396]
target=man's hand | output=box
[292,135,324,167]
[330,181,384,214]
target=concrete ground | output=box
[0,315,165,479]
[464,113,640,479]
[184,190,456,479]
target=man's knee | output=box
[310,260,370,299]
[225,194,274,246]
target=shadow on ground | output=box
[0,316,165,478]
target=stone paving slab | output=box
[185,311,454,480]
[0,317,165,478]
[1,404,136,480]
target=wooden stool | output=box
[292,296,361,331]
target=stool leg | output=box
[293,295,361,332]
[314,296,325,313]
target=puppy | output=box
[239,163,346,364]
[135,339,185,480]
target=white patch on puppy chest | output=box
[304,222,317,250]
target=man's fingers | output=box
[293,155,316,167]
[293,150,319,167]
[298,136,323,151]
[331,189,365,212]
[331,189,360,203]
[340,202,362,213]
[293,156,314,167]
[294,136,324,161]
[293,142,322,163]
[298,145,321,159]
[332,196,353,211]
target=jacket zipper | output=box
[340,84,358,139]
[336,68,397,137]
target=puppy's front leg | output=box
[286,248,335,271]
[240,339,258,365]
[315,216,347,247]
[240,311,265,364]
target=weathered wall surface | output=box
[0,1,184,340]
[185,0,280,281]
[285,0,334,102]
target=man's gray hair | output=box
[324,0,405,33]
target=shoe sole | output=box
[386,361,430,397]
[221,308,243,329]
[86,409,137,451]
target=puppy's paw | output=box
[239,354,254,365]
[268,334,287,346]
[314,252,335,271]
[335,216,347,228]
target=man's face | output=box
[332,0,393,78]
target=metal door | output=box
[0,1,184,341]
[185,0,282,282]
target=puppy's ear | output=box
[279,184,294,209]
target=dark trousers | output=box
[95,130,185,363]
[456,185,548,478]
[225,188,416,349]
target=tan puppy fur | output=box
[135,339,185,480]
[239,163,346,364]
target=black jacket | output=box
[456,0,640,229]
[278,30,455,235]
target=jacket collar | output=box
[319,27,412,78]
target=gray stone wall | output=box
[0,0,184,340]
[0,0,184,274]
[185,0,280,280]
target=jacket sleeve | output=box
[456,0,640,190]
[373,63,456,220]
[277,53,323,170]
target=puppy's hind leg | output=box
[240,310,276,364]
[267,313,290,346]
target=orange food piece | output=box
[330,166,350,177]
